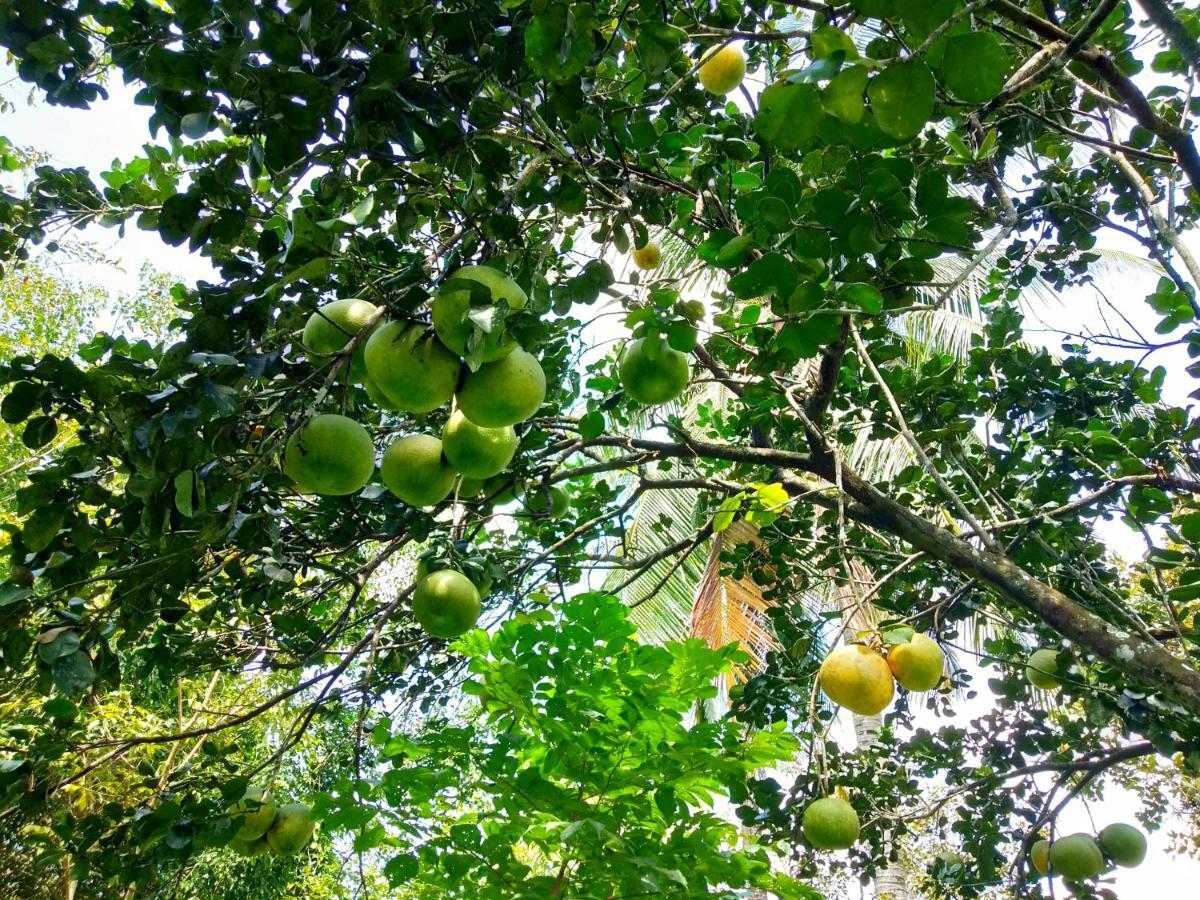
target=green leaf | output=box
[579,411,605,440]
[51,650,95,696]
[840,282,884,313]
[940,33,1009,103]
[823,66,868,123]
[2,382,42,424]
[174,470,195,518]
[22,415,57,449]
[727,253,798,301]
[868,61,936,141]
[525,3,595,82]
[754,82,824,151]
[23,506,65,553]
[811,26,857,60]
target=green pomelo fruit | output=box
[457,476,486,498]
[887,633,944,692]
[1025,648,1061,690]
[524,485,569,519]
[364,374,402,411]
[1048,833,1104,880]
[432,266,528,360]
[1030,839,1050,875]
[802,796,860,850]
[364,322,460,413]
[302,298,379,355]
[284,414,375,496]
[1098,822,1147,867]
[415,559,493,599]
[619,338,690,405]
[441,409,519,479]
[380,434,456,507]
[412,569,481,638]
[229,785,276,841]
[265,802,315,856]
[457,347,546,427]
[230,835,269,857]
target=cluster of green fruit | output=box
[817,628,946,718]
[226,787,315,858]
[1030,823,1147,880]
[284,266,546,505]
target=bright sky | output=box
[3,48,1199,895]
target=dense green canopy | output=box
[3,0,1200,896]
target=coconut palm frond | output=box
[896,309,984,364]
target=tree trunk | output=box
[853,712,908,900]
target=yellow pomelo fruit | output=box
[1098,823,1147,868]
[1048,833,1104,880]
[887,633,944,692]
[432,265,527,360]
[229,785,276,841]
[364,322,460,413]
[1030,839,1050,875]
[1025,648,1061,689]
[265,802,315,856]
[524,485,569,519]
[441,409,518,479]
[802,796,860,850]
[412,569,481,638]
[619,338,691,405]
[284,414,375,496]
[457,347,546,427]
[698,45,746,95]
[381,435,455,507]
[819,644,894,716]
[631,243,661,270]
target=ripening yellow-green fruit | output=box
[412,569,481,638]
[802,796,860,850]
[819,644,894,716]
[380,434,456,507]
[265,803,315,856]
[1025,648,1061,690]
[457,347,546,427]
[887,633,945,692]
[283,414,375,496]
[631,243,661,270]
[698,45,746,95]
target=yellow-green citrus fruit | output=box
[818,644,894,716]
[802,796,860,850]
[230,835,269,857]
[432,265,528,360]
[415,560,492,599]
[302,299,379,355]
[482,475,518,506]
[525,485,569,519]
[618,338,691,405]
[364,322,460,413]
[457,347,546,427]
[1026,648,1061,690]
[364,374,403,411]
[229,785,276,841]
[631,243,661,270]
[887,633,945,692]
[380,435,456,507]
[412,569,481,638]
[458,476,486,498]
[1048,833,1104,880]
[284,414,375,496]
[1098,823,1147,867]
[441,409,519,479]
[698,45,746,95]
[1030,839,1050,875]
[265,802,315,856]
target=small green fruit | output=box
[381,435,456,507]
[229,785,276,841]
[265,802,315,856]
[631,243,661,270]
[1048,833,1104,880]
[442,410,519,479]
[619,338,690,405]
[364,322,460,413]
[457,347,546,427]
[1098,822,1147,868]
[802,796,860,850]
[284,414,375,496]
[432,266,527,360]
[1026,648,1061,690]
[524,485,569,519]
[412,569,481,638]
[1030,839,1050,875]
[230,835,269,857]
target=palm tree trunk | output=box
[853,712,908,900]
